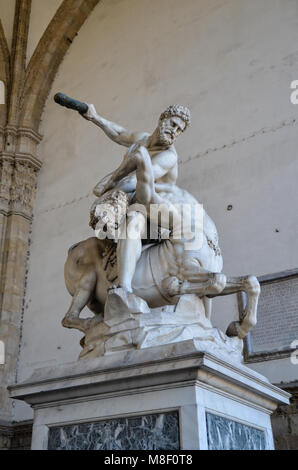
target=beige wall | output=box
[26,0,62,64]
[0,0,16,50]
[0,0,62,56]
[14,0,298,421]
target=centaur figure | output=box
[54,95,260,340]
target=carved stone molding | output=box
[0,158,14,209]
[0,125,42,219]
[18,126,43,144]
[10,161,37,218]
[15,152,42,171]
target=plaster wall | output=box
[26,0,62,65]
[0,0,16,50]
[14,0,298,421]
[0,0,64,61]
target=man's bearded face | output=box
[158,116,186,146]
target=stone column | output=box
[0,126,42,422]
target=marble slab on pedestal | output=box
[9,340,290,450]
[79,293,244,363]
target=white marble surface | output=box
[80,293,244,362]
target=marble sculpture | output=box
[54,93,260,361]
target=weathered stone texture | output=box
[0,421,33,450]
[271,383,298,450]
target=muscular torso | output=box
[129,133,178,185]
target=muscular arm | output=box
[116,149,177,190]
[95,146,177,196]
[83,104,145,147]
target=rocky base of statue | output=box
[78,288,243,362]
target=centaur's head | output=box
[157,104,191,146]
[90,190,129,240]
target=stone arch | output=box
[20,0,101,131]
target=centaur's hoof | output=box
[62,315,103,333]
[226,320,246,339]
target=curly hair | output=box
[159,104,191,130]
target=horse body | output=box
[64,195,223,306]
[63,188,259,339]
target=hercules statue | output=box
[54,93,260,359]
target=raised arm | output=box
[82,104,144,147]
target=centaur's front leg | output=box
[163,274,260,339]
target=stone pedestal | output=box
[9,340,290,450]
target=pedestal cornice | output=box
[9,340,291,412]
